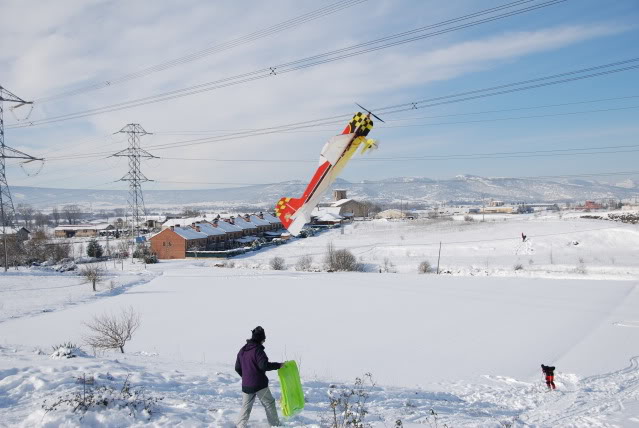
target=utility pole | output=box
[0,86,42,272]
[111,124,155,239]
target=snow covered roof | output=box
[141,215,167,222]
[332,198,353,207]
[260,212,281,224]
[214,221,243,233]
[1,226,30,235]
[312,207,342,217]
[317,212,343,222]
[232,216,258,230]
[194,222,225,236]
[173,227,208,240]
[163,217,207,228]
[54,224,113,231]
[249,215,270,226]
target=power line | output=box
[152,143,639,163]
[40,74,639,161]
[7,0,568,129]
[143,95,639,136]
[34,0,369,103]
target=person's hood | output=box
[242,340,263,352]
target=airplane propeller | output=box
[355,102,385,123]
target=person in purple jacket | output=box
[235,326,286,427]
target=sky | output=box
[1,0,638,192]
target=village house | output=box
[260,212,282,228]
[214,218,244,247]
[258,212,284,239]
[0,226,30,242]
[249,214,272,235]
[376,209,414,220]
[193,222,227,250]
[149,226,208,259]
[232,215,259,237]
[317,190,370,218]
[580,200,603,210]
[54,224,115,238]
[313,211,343,227]
[142,215,167,229]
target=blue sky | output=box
[1,0,638,191]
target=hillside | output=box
[12,175,638,209]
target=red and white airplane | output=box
[275,111,379,235]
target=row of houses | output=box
[150,212,283,259]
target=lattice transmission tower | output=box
[112,124,155,238]
[0,85,42,271]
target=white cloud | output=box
[1,1,632,190]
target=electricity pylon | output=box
[0,85,42,271]
[112,124,155,238]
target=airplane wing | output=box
[275,112,377,235]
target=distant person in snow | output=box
[235,326,285,427]
[521,232,527,242]
[541,364,556,390]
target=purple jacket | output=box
[235,340,282,393]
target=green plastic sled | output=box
[278,361,304,417]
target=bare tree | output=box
[181,208,200,217]
[63,205,82,225]
[295,255,313,271]
[34,211,49,229]
[80,265,104,291]
[418,261,433,274]
[84,307,141,353]
[51,207,61,226]
[114,208,125,218]
[360,201,382,218]
[270,256,286,270]
[16,203,34,228]
[324,242,362,272]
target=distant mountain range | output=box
[11,175,638,211]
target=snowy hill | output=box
[13,175,639,209]
[1,215,638,426]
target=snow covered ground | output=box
[0,214,638,427]
[236,212,639,280]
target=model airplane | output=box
[275,110,379,235]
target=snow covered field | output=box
[236,213,639,280]
[0,215,638,427]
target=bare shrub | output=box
[514,263,524,271]
[575,260,587,275]
[323,373,375,428]
[270,256,286,271]
[324,243,362,272]
[295,255,313,271]
[50,342,85,359]
[381,257,396,273]
[418,261,432,274]
[80,265,104,292]
[464,215,474,222]
[43,373,162,418]
[84,307,140,353]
